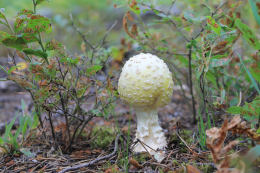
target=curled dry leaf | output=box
[227,115,241,129]
[206,127,221,140]
[123,11,137,39]
[206,117,240,171]
[206,115,260,173]
[130,24,138,37]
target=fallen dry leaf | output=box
[129,157,143,169]
[186,164,202,173]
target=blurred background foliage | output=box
[1,0,259,55]
[1,0,126,53]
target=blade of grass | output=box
[249,0,260,25]
[237,53,260,94]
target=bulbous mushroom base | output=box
[133,109,167,162]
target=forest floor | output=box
[0,59,259,173]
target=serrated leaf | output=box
[17,9,33,16]
[14,14,51,33]
[21,33,38,43]
[86,65,102,76]
[23,48,48,59]
[235,19,260,50]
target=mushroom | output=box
[118,53,173,162]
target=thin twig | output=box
[70,14,95,50]
[98,20,118,47]
[59,92,71,142]
[58,133,121,173]
[188,42,197,124]
[166,0,176,15]
[47,111,57,148]
[193,1,227,39]
[140,2,190,42]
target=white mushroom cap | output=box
[118,53,173,110]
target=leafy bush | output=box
[0,0,117,152]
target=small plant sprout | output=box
[118,53,174,162]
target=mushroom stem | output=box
[134,108,167,155]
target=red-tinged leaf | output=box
[14,14,51,33]
[86,65,102,76]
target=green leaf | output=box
[1,35,27,50]
[0,11,5,20]
[206,71,217,87]
[0,9,7,25]
[4,116,17,140]
[22,117,29,139]
[7,66,17,75]
[36,0,46,5]
[86,65,102,76]
[207,16,221,35]
[21,99,26,114]
[227,96,260,117]
[21,33,38,43]
[77,86,88,98]
[23,48,48,59]
[0,137,4,145]
[210,58,230,68]
[0,31,10,41]
[31,112,39,129]
[220,89,226,104]
[249,0,260,25]
[235,19,260,50]
[250,67,260,83]
[60,57,79,65]
[17,9,33,16]
[14,14,51,33]
[226,106,242,114]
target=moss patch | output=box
[90,125,117,149]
